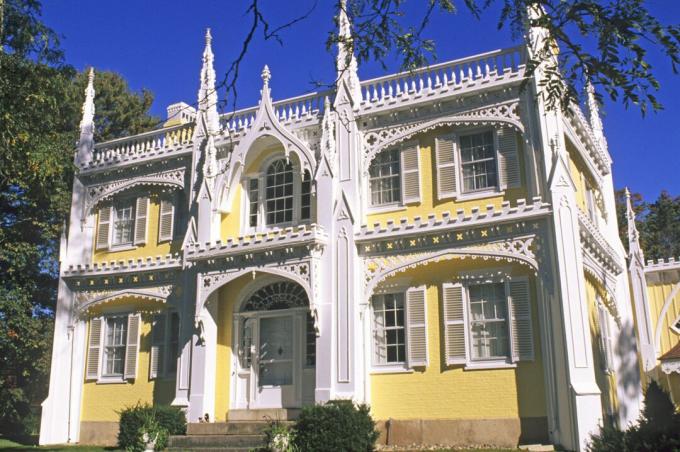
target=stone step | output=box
[187,421,277,436]
[167,448,254,452]
[227,408,301,421]
[168,434,266,449]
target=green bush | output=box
[587,381,680,452]
[118,402,186,452]
[293,400,378,452]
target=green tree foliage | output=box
[325,0,679,114]
[615,189,680,261]
[0,0,158,435]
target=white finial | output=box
[586,79,607,149]
[261,65,271,86]
[197,28,219,134]
[76,68,96,164]
[335,0,361,101]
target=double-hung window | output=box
[112,202,134,246]
[245,158,312,231]
[369,148,401,207]
[468,283,510,360]
[103,316,127,376]
[372,293,406,365]
[459,131,498,192]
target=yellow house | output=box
[626,193,680,404]
[39,7,646,452]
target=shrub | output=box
[264,419,297,452]
[118,402,186,452]
[293,400,378,452]
[588,381,680,452]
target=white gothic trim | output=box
[74,286,173,316]
[364,238,538,298]
[362,101,523,172]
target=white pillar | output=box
[188,294,218,422]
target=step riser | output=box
[168,434,266,448]
[187,421,273,435]
[227,408,300,421]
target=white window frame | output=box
[241,154,312,234]
[370,289,411,373]
[367,147,403,211]
[456,128,502,199]
[111,199,136,248]
[465,280,513,368]
[98,313,129,383]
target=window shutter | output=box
[405,286,428,367]
[158,198,175,242]
[124,313,141,379]
[509,279,534,362]
[496,127,521,189]
[400,143,421,203]
[443,283,467,365]
[96,206,113,250]
[598,303,614,372]
[86,317,103,380]
[149,314,166,379]
[134,197,149,245]
[435,134,458,199]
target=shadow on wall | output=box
[616,318,642,427]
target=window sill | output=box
[370,364,413,375]
[108,244,137,252]
[464,360,516,371]
[96,377,128,384]
[367,204,408,215]
[454,189,504,203]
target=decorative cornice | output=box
[577,209,623,275]
[362,101,522,170]
[660,358,680,375]
[63,253,182,277]
[84,167,186,214]
[185,224,327,261]
[357,197,549,242]
[645,257,680,273]
[565,105,611,175]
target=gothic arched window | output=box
[245,157,313,230]
[242,281,309,312]
[265,159,294,225]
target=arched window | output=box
[265,159,294,225]
[245,158,313,230]
[242,281,308,312]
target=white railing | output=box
[359,46,526,105]
[91,122,194,165]
[219,90,332,132]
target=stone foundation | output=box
[79,421,119,446]
[375,417,549,448]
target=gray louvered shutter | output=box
[124,313,141,379]
[509,279,534,362]
[435,134,458,199]
[96,206,113,250]
[443,283,467,365]
[598,303,614,372]
[86,317,103,380]
[406,286,428,367]
[134,197,149,245]
[158,198,175,242]
[149,314,166,379]
[400,143,421,203]
[496,127,521,189]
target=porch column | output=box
[187,293,218,422]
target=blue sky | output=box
[42,1,679,200]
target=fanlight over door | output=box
[233,281,315,409]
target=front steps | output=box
[168,410,297,451]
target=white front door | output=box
[252,314,297,408]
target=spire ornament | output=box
[335,0,361,102]
[197,28,220,135]
[586,79,607,150]
[76,68,96,165]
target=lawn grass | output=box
[0,438,114,451]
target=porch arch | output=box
[364,246,539,299]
